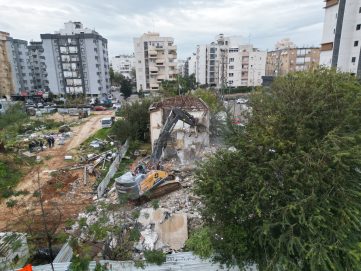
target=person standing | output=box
[50,136,55,148]
[47,136,52,148]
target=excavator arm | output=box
[150,107,197,163]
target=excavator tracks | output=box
[132,181,182,205]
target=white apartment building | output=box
[320,0,361,77]
[194,34,266,88]
[110,54,135,79]
[41,21,110,96]
[133,32,177,92]
[188,53,197,76]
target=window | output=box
[228,73,234,77]
[355,41,359,47]
[229,65,234,69]
[359,7,361,13]
[357,24,361,31]
[352,57,356,63]
[229,58,234,62]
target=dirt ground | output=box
[0,111,113,231]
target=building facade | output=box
[194,34,266,88]
[320,0,361,77]
[28,41,49,93]
[110,54,135,79]
[133,32,178,92]
[41,21,110,96]
[266,47,320,76]
[6,38,33,95]
[0,32,13,97]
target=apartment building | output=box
[187,53,197,76]
[0,31,13,97]
[266,47,320,76]
[133,32,177,92]
[320,0,361,77]
[194,34,266,88]
[28,41,49,92]
[110,54,135,79]
[6,38,33,95]
[41,21,110,96]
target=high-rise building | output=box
[320,0,361,77]
[110,54,135,79]
[0,31,13,97]
[194,34,266,88]
[133,32,177,92]
[266,46,320,76]
[6,38,33,95]
[41,21,110,96]
[187,53,197,76]
[27,41,49,92]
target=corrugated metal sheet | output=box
[29,252,257,271]
[52,242,72,263]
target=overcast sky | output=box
[0,0,325,59]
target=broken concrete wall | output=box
[149,97,210,165]
[137,208,188,252]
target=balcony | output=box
[150,83,159,89]
[149,50,157,57]
[169,70,178,75]
[168,62,177,67]
[156,59,165,66]
[325,0,338,8]
[168,45,177,50]
[168,53,177,59]
[157,75,166,80]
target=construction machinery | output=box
[115,107,198,201]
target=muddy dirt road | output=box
[0,111,113,230]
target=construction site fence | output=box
[97,139,129,198]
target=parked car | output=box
[94,105,106,111]
[236,98,247,104]
[37,102,44,108]
[112,103,121,110]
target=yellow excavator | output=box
[115,108,198,201]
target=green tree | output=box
[111,98,158,143]
[192,88,222,113]
[109,67,124,87]
[0,103,28,151]
[120,78,133,98]
[160,75,197,97]
[195,69,361,270]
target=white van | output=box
[101,117,113,128]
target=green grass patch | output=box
[144,250,166,265]
[83,128,112,146]
[185,227,214,259]
[0,161,24,199]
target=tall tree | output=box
[195,69,361,270]
[120,79,133,98]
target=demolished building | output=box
[149,96,210,165]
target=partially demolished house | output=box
[149,96,210,164]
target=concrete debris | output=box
[137,208,188,252]
[140,228,158,250]
[64,155,73,160]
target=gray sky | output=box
[0,0,325,59]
